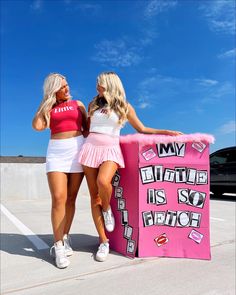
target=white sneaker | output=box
[102,207,115,232]
[63,234,73,256]
[96,242,109,262]
[50,240,70,269]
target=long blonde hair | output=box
[37,73,66,127]
[89,72,129,125]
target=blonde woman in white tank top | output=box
[78,72,182,262]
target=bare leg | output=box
[47,172,68,242]
[83,166,108,243]
[97,161,118,212]
[64,172,84,235]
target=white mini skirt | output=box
[46,135,85,173]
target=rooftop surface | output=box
[1,192,235,295]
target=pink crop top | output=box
[50,100,83,135]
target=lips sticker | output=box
[154,233,169,247]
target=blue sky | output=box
[1,0,235,156]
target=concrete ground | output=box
[1,193,235,295]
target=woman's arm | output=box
[32,112,47,131]
[127,103,182,136]
[86,101,94,132]
[77,100,89,137]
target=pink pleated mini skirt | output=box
[78,132,125,168]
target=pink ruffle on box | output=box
[120,133,215,144]
[107,133,214,260]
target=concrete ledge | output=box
[1,160,88,200]
[0,156,46,163]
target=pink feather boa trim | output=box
[120,133,215,144]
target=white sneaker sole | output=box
[95,254,108,262]
[56,259,70,269]
[104,225,115,232]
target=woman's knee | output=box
[51,193,66,208]
[97,177,110,191]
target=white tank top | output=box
[90,108,122,137]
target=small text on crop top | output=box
[50,100,83,135]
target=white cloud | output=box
[218,120,236,134]
[135,75,181,110]
[139,75,232,102]
[198,81,234,104]
[91,1,177,68]
[139,28,159,46]
[64,1,101,14]
[144,0,177,18]
[137,99,151,109]
[218,48,236,59]
[135,89,153,109]
[92,39,141,67]
[135,74,234,113]
[77,3,101,14]
[30,0,42,11]
[195,79,219,86]
[141,1,177,46]
[138,102,150,109]
[140,75,178,88]
[199,0,236,35]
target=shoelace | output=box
[50,245,55,256]
[103,211,113,224]
[98,243,107,254]
[50,245,66,257]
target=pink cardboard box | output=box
[107,133,214,260]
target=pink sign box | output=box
[107,133,214,260]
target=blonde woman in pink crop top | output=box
[78,71,182,262]
[32,73,88,269]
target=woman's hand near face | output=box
[32,112,47,131]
